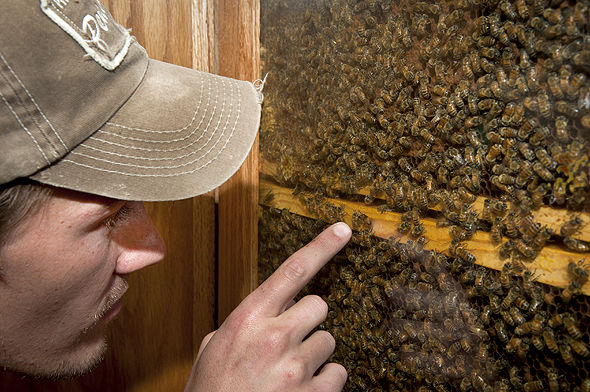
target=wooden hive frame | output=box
[259,159,590,296]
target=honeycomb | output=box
[259,0,590,390]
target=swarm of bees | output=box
[261,0,590,215]
[259,0,590,389]
[260,207,590,392]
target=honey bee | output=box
[525,66,541,93]
[500,127,519,139]
[453,243,475,264]
[547,74,565,100]
[487,131,504,144]
[512,76,529,98]
[515,239,536,259]
[411,224,426,238]
[465,116,483,128]
[510,307,526,325]
[495,320,510,343]
[568,259,589,280]
[521,97,538,115]
[480,46,499,59]
[530,313,545,335]
[537,92,551,118]
[489,216,504,243]
[499,262,513,287]
[500,308,515,326]
[565,335,590,357]
[543,328,559,354]
[560,343,576,367]
[532,161,554,182]
[563,315,583,339]
[528,126,551,147]
[560,215,585,237]
[499,0,518,20]
[565,237,590,253]
[535,148,557,170]
[561,280,581,303]
[501,212,518,238]
[498,239,517,260]
[543,8,564,24]
[549,116,571,145]
[515,141,534,161]
[532,228,553,251]
[529,335,544,351]
[567,72,587,98]
[485,144,503,164]
[514,296,530,314]
[522,218,542,240]
[547,312,568,329]
[444,339,461,358]
[523,380,545,392]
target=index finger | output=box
[254,222,351,316]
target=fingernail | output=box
[333,222,351,239]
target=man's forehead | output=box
[51,186,124,207]
[46,187,126,220]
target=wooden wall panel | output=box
[1,0,261,389]
[0,1,218,391]
[189,0,218,368]
[192,193,217,360]
[192,0,216,73]
[216,0,261,324]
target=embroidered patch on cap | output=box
[40,0,133,70]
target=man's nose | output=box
[114,202,166,275]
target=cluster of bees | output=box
[259,0,590,390]
[259,206,590,392]
[261,0,590,215]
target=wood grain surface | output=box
[0,1,219,391]
[259,179,590,297]
[217,0,261,324]
[262,158,590,243]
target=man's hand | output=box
[184,222,352,392]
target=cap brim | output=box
[32,59,261,201]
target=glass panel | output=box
[259,0,590,390]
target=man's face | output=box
[0,187,166,379]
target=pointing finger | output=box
[251,222,351,316]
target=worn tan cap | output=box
[0,0,262,201]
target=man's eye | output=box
[104,203,133,232]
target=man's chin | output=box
[1,333,108,381]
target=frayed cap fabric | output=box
[0,0,261,201]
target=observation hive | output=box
[258,0,590,390]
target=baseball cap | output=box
[0,0,262,201]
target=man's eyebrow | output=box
[80,196,127,219]
[82,193,125,209]
[101,198,123,208]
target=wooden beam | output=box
[260,179,590,296]
[261,158,590,242]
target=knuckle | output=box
[225,307,255,330]
[283,360,307,384]
[281,256,307,282]
[335,363,348,384]
[264,328,289,353]
[316,330,336,351]
[306,295,328,317]
[312,234,334,252]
